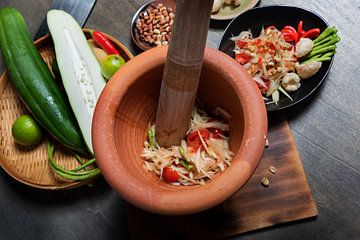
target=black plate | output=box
[218,5,334,111]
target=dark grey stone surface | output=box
[0,0,359,239]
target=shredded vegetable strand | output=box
[142,108,233,186]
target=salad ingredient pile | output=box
[142,108,233,186]
[232,21,340,104]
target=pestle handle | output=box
[155,0,214,147]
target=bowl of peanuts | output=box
[131,0,176,51]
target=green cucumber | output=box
[0,7,88,155]
[47,10,106,154]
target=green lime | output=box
[101,54,126,79]
[12,114,43,146]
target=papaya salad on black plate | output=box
[231,21,340,105]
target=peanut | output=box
[136,2,175,47]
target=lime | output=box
[100,54,126,79]
[11,114,43,146]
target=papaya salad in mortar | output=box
[231,21,340,104]
[142,107,233,186]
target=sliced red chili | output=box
[258,57,263,65]
[235,40,247,48]
[235,52,251,65]
[301,28,320,39]
[162,167,179,182]
[297,21,304,38]
[253,38,262,47]
[266,41,276,51]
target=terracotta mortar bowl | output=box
[92,46,267,215]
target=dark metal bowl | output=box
[130,0,176,51]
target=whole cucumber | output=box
[0,7,88,156]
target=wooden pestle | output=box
[155,0,214,147]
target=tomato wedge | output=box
[187,129,210,152]
[297,21,304,37]
[281,29,298,43]
[162,167,179,182]
[235,52,250,65]
[301,28,320,39]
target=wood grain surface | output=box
[127,116,317,239]
[0,0,359,240]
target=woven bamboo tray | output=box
[0,30,133,190]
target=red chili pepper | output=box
[297,21,304,37]
[91,30,120,55]
[258,57,263,65]
[254,38,262,46]
[235,40,247,48]
[301,28,320,39]
[266,41,276,51]
[255,78,270,94]
[187,129,210,152]
[235,52,251,65]
[162,167,179,182]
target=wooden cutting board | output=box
[126,115,318,239]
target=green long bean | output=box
[47,143,101,180]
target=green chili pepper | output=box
[179,159,194,170]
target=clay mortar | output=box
[92,46,267,215]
